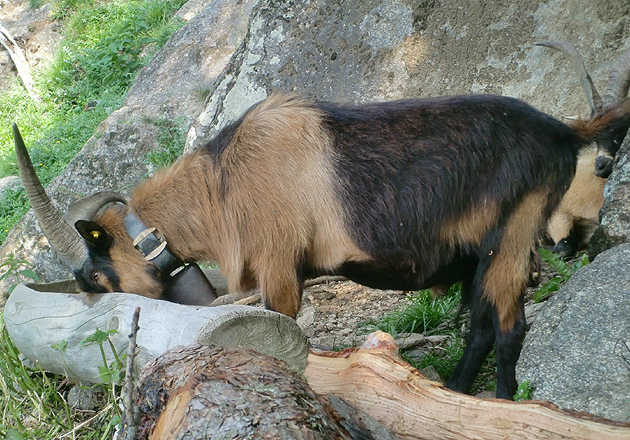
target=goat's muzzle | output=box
[594,154,614,178]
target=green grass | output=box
[534,248,589,303]
[0,0,188,244]
[361,285,461,337]
[144,116,187,169]
[0,314,123,439]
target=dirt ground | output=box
[298,279,409,350]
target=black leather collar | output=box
[123,212,185,277]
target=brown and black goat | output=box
[13,87,630,399]
[539,41,630,256]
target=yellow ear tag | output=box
[91,230,101,240]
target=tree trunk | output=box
[131,344,371,440]
[0,25,42,102]
[305,331,630,440]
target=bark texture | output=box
[133,344,354,440]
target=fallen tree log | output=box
[305,332,630,440]
[125,332,630,439]
[4,281,309,382]
[6,282,630,439]
[130,343,397,440]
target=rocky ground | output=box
[300,254,556,349]
[298,280,408,350]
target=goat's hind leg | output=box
[446,278,496,395]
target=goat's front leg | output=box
[256,254,304,318]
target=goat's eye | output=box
[91,271,101,282]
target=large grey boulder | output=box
[0,0,256,302]
[187,0,630,149]
[516,244,630,422]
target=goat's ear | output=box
[75,220,111,248]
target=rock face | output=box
[187,0,630,149]
[516,244,630,422]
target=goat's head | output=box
[12,123,216,305]
[537,40,630,177]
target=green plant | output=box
[534,248,589,303]
[0,190,30,244]
[80,329,125,384]
[28,0,45,9]
[46,0,186,104]
[513,380,534,401]
[0,316,73,438]
[0,253,40,294]
[144,116,186,169]
[1,319,126,439]
[79,328,126,434]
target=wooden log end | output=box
[194,306,310,373]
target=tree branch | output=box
[0,25,42,103]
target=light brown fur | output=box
[483,189,549,332]
[98,94,368,317]
[439,200,501,248]
[547,146,606,247]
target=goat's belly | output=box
[335,257,476,292]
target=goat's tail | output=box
[570,100,630,145]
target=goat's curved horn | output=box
[602,50,630,108]
[64,191,127,228]
[13,123,87,271]
[537,40,603,115]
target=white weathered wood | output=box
[0,25,42,103]
[4,281,309,383]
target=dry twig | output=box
[120,307,141,440]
